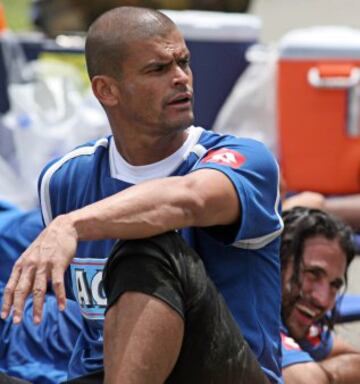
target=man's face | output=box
[114,27,194,136]
[282,235,346,339]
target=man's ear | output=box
[91,75,120,107]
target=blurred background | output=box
[253,0,360,43]
[2,0,360,40]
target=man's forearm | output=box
[324,195,360,231]
[319,353,360,383]
[68,177,198,241]
[67,170,239,241]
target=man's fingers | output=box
[32,272,48,324]
[12,268,35,324]
[51,267,66,311]
[1,217,76,323]
[1,265,21,320]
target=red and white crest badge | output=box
[281,333,301,351]
[201,148,245,169]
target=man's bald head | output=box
[85,7,177,80]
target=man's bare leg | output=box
[104,292,184,384]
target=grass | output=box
[1,0,32,31]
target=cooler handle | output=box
[347,84,360,137]
[308,67,360,89]
[308,66,360,137]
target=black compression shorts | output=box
[0,373,31,384]
[102,231,269,384]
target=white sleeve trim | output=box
[190,143,207,158]
[233,161,284,250]
[40,138,109,226]
[233,226,283,250]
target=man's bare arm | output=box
[70,168,240,241]
[318,336,360,383]
[324,195,360,231]
[283,362,330,384]
[319,353,360,383]
[1,169,240,323]
[283,337,360,384]
[282,192,360,231]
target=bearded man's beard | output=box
[281,281,302,324]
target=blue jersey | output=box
[39,126,283,382]
[0,201,83,383]
[0,201,43,291]
[281,323,334,368]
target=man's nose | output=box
[172,65,191,87]
[310,283,335,310]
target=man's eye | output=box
[305,269,321,280]
[152,65,165,72]
[179,59,190,68]
[331,280,344,291]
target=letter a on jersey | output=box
[201,148,245,168]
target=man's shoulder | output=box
[40,137,110,184]
[200,129,269,148]
[38,137,111,224]
[199,130,276,163]
[196,129,279,179]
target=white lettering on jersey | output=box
[75,269,92,307]
[92,270,107,306]
[70,258,107,320]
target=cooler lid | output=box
[279,26,360,59]
[161,10,261,42]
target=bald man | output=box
[2,7,282,383]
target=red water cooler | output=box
[278,27,360,194]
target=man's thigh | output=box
[103,231,269,384]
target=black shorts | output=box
[66,231,269,383]
[0,373,31,384]
[102,231,269,384]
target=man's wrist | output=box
[57,213,80,241]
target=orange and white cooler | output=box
[278,27,360,194]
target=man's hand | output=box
[1,214,78,324]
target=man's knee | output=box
[102,232,268,383]
[103,231,188,319]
